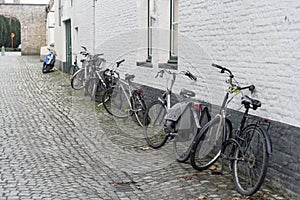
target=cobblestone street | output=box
[0,56,288,199]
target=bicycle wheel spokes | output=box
[102,86,130,118]
[132,94,147,127]
[173,129,196,162]
[71,69,85,90]
[143,100,168,148]
[85,78,98,100]
[232,125,269,195]
[191,116,226,170]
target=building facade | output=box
[0,2,47,55]
[49,0,300,197]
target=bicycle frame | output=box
[156,70,203,131]
[115,80,133,110]
[209,63,272,160]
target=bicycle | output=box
[69,55,79,77]
[143,69,211,162]
[190,63,272,195]
[84,54,108,100]
[70,46,91,90]
[102,59,147,126]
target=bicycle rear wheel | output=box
[232,124,269,195]
[190,116,231,171]
[173,128,197,162]
[102,86,130,118]
[71,69,85,90]
[143,100,168,148]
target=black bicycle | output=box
[190,63,272,195]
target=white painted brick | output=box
[179,0,300,127]
[56,0,300,127]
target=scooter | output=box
[42,48,56,73]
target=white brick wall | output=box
[53,0,300,127]
[179,0,300,127]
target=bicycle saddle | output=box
[125,74,135,81]
[180,88,196,98]
[241,95,261,110]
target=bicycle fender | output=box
[259,125,273,154]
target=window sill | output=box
[136,61,153,68]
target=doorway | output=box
[65,19,72,73]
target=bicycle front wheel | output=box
[71,69,85,90]
[85,78,98,101]
[232,124,269,195]
[143,100,168,148]
[102,86,130,119]
[190,116,231,171]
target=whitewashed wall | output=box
[53,0,300,127]
[178,0,300,127]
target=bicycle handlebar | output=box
[80,51,89,56]
[212,63,233,78]
[81,45,87,51]
[185,71,197,81]
[94,53,104,56]
[155,69,197,81]
[116,59,125,67]
[238,85,256,93]
[212,63,256,94]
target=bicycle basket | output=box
[91,55,105,67]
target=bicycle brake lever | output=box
[155,70,164,78]
[185,71,197,81]
[249,85,255,94]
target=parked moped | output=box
[42,47,56,73]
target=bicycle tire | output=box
[172,108,197,162]
[85,77,98,101]
[102,86,130,119]
[143,100,168,148]
[190,116,232,171]
[173,128,198,162]
[69,64,79,77]
[71,69,85,90]
[232,124,269,195]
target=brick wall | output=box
[0,4,47,55]
[179,0,300,128]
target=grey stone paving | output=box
[0,56,288,199]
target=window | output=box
[147,0,156,62]
[58,0,62,26]
[169,0,178,63]
[147,0,178,64]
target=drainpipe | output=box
[92,0,96,54]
